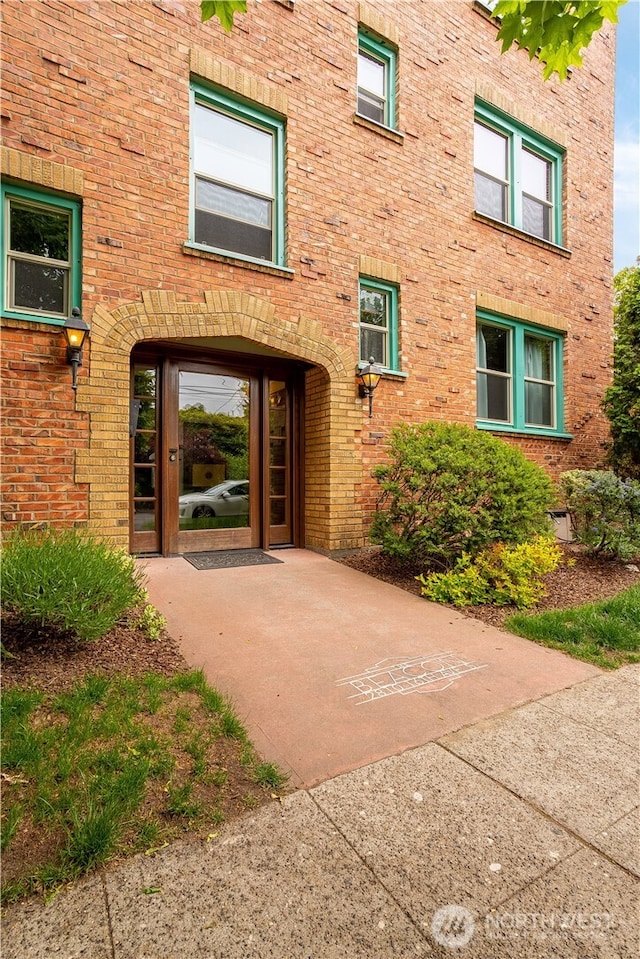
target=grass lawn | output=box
[506,583,640,669]
[1,669,286,905]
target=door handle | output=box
[168,448,178,463]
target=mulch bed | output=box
[337,544,640,629]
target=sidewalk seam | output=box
[99,869,117,959]
[436,741,640,882]
[304,788,433,947]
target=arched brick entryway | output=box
[75,291,363,553]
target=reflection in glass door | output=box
[268,380,290,545]
[131,365,159,552]
[176,370,254,551]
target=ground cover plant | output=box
[506,583,640,669]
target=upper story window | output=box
[357,31,396,129]
[359,277,399,372]
[190,82,285,266]
[2,183,81,324]
[476,311,565,435]
[474,100,564,245]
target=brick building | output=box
[1,0,615,556]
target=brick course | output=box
[1,0,615,550]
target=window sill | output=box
[2,310,66,329]
[357,361,407,380]
[472,213,572,258]
[183,243,295,278]
[353,114,404,144]
[477,421,573,441]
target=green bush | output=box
[370,422,555,569]
[418,536,562,608]
[561,470,640,560]
[1,528,146,642]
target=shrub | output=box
[602,266,640,480]
[370,422,555,569]
[418,536,562,608]
[561,470,640,561]
[1,528,146,642]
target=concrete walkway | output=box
[3,550,639,957]
[141,549,602,787]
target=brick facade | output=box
[1,0,615,553]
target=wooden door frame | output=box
[130,343,306,556]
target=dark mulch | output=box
[337,544,640,629]
[1,607,187,693]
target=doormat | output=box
[183,549,284,570]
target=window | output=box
[2,183,81,323]
[190,82,285,265]
[357,31,396,129]
[474,101,564,244]
[359,278,399,371]
[476,311,565,434]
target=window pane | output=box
[474,122,508,180]
[358,52,385,98]
[477,371,510,421]
[360,327,386,365]
[525,382,553,426]
[525,336,553,380]
[195,209,272,260]
[196,178,271,228]
[474,172,507,221]
[10,204,70,261]
[522,196,551,239]
[477,324,509,373]
[194,103,273,197]
[360,288,388,328]
[134,432,156,463]
[522,150,550,201]
[357,91,385,124]
[12,259,67,313]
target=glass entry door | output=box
[130,351,300,556]
[175,368,257,552]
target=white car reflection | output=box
[178,480,249,519]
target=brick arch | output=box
[75,291,363,552]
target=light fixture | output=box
[357,356,383,418]
[63,307,90,390]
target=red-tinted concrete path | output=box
[143,549,600,788]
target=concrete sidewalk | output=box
[4,665,638,958]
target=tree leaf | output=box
[200,0,247,31]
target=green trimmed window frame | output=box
[476,309,567,437]
[359,277,399,372]
[357,31,397,130]
[474,99,564,245]
[1,182,81,326]
[189,81,286,267]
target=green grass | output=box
[1,670,287,904]
[506,583,640,669]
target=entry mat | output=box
[183,549,284,571]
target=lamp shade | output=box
[63,308,90,350]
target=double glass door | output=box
[130,352,299,555]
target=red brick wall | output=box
[1,0,615,541]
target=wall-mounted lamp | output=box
[357,356,383,418]
[63,308,90,390]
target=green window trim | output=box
[357,30,397,131]
[476,308,567,437]
[474,99,564,246]
[1,182,82,326]
[190,80,286,268]
[359,276,400,373]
